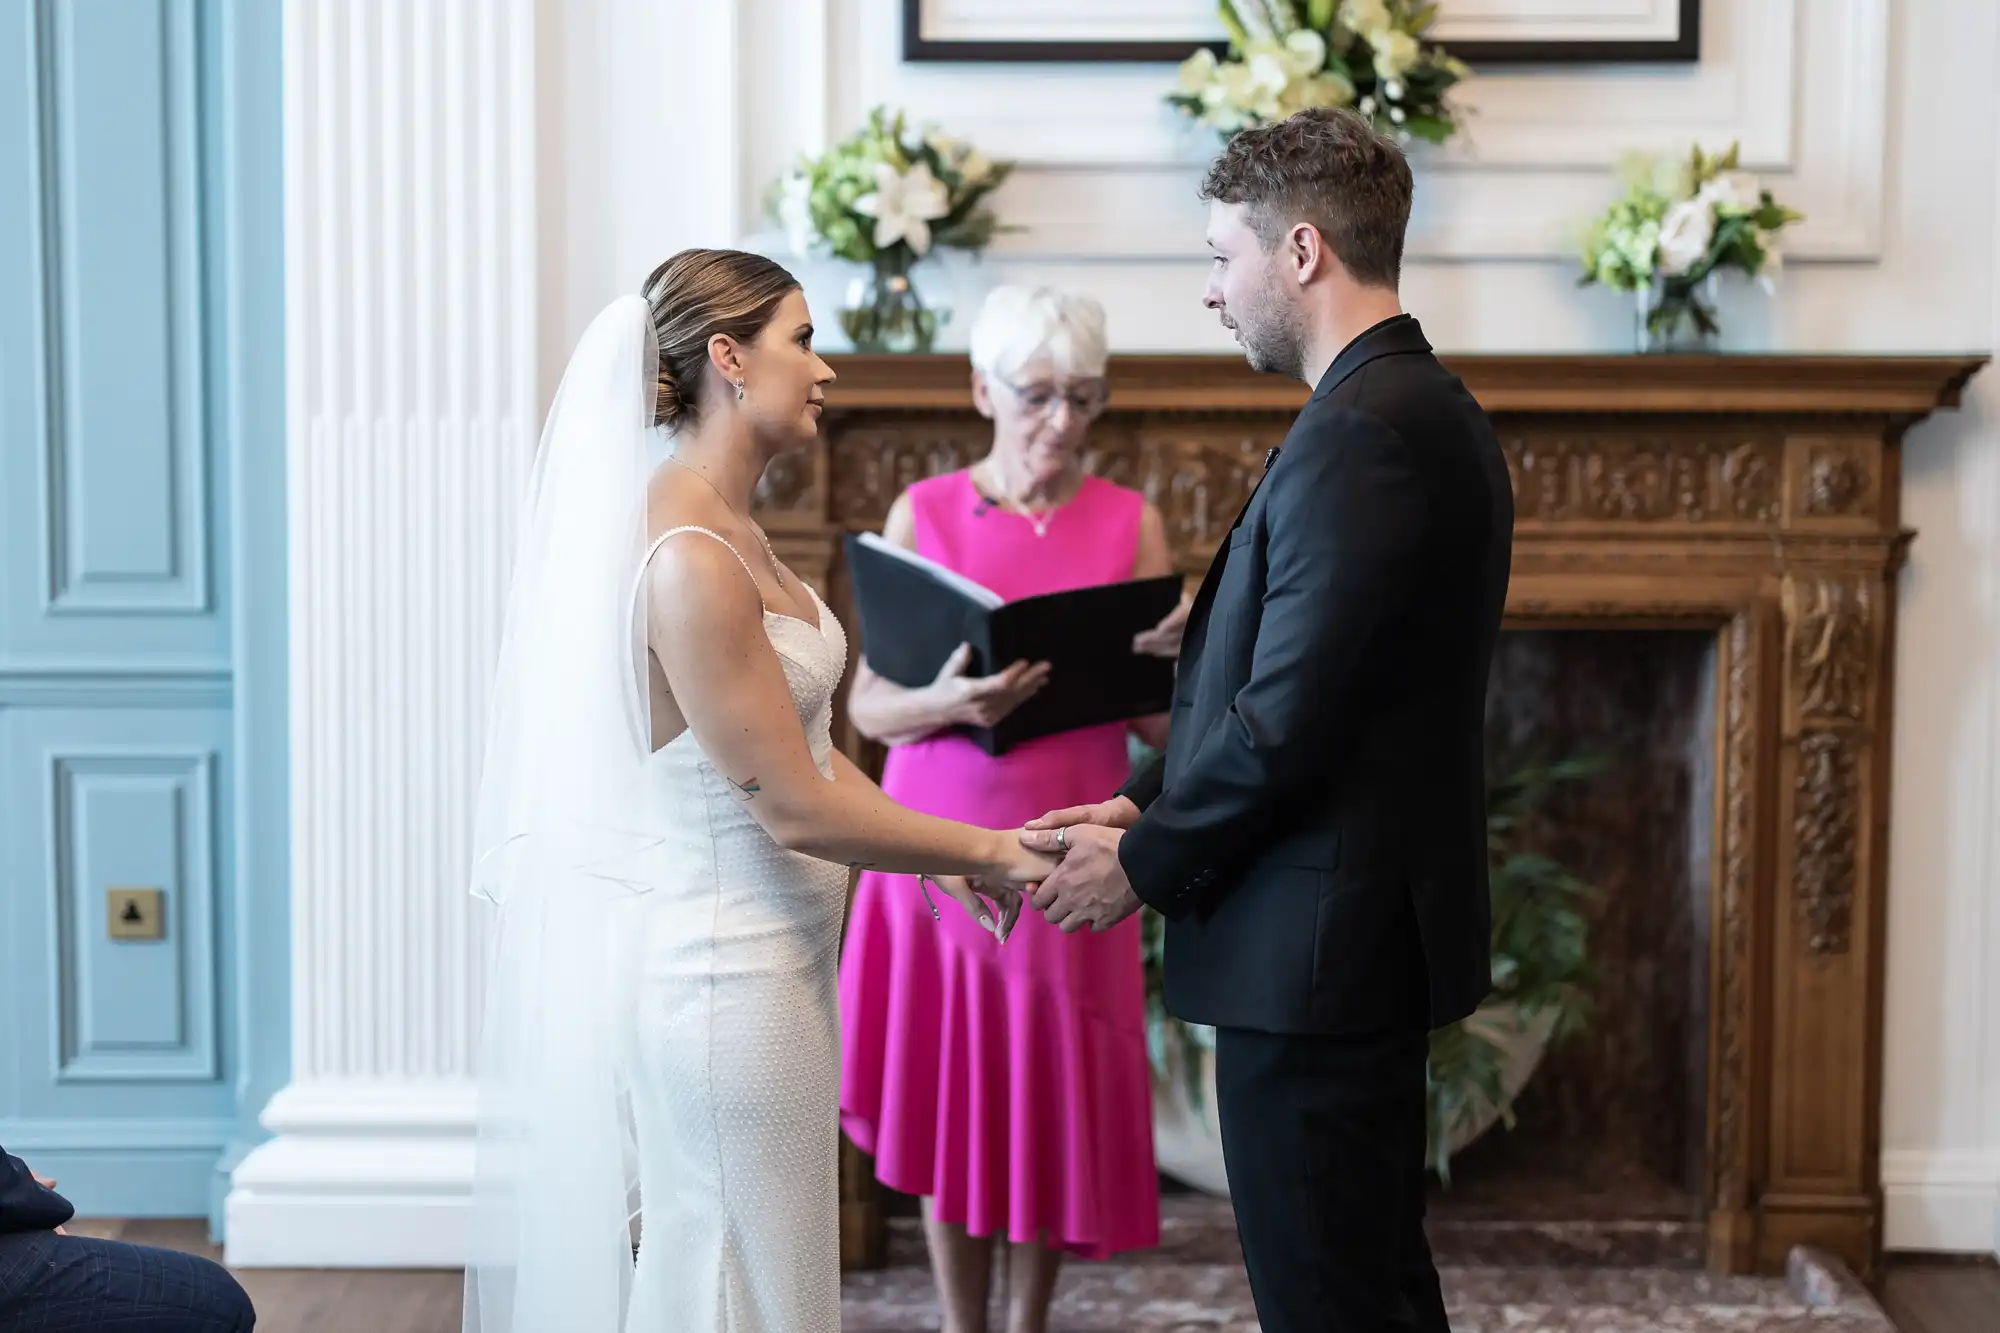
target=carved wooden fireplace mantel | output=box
[753,353,1986,1277]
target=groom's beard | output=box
[1235,289,1309,381]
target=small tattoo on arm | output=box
[728,776,761,801]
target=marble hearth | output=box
[756,352,1985,1278]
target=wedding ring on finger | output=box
[1055,825,1070,853]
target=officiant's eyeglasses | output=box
[996,376,1109,421]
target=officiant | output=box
[838,285,1182,1333]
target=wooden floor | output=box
[1876,1256,2000,1333]
[61,1220,2000,1333]
[65,1221,463,1333]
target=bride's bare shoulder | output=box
[643,468,730,559]
[641,502,759,622]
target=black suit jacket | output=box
[1117,316,1513,1035]
[0,1143,73,1234]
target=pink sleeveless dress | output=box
[838,470,1161,1260]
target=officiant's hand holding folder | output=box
[843,533,1183,755]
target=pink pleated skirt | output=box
[837,725,1161,1259]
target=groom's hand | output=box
[1024,795,1140,833]
[1018,824,1140,933]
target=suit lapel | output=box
[1177,554,1227,673]
[1176,449,1278,684]
[1169,318,1434,727]
[1181,315,1427,637]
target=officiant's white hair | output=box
[968,285,1108,383]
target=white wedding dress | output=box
[465,297,853,1333]
[621,528,851,1332]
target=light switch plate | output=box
[106,887,165,941]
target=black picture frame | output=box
[901,0,1699,66]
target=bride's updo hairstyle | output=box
[641,249,801,432]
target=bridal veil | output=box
[464,295,662,1332]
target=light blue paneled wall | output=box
[0,0,286,1221]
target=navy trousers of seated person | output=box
[0,1229,254,1332]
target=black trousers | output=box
[0,1230,254,1332]
[1214,1025,1448,1333]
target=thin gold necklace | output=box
[666,456,785,587]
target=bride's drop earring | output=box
[733,379,746,403]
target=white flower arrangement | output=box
[1577,143,1803,349]
[768,108,1013,352]
[1167,0,1470,144]
[768,108,1010,269]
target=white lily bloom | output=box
[1247,47,1294,99]
[1212,59,1266,115]
[1281,29,1327,76]
[1656,199,1715,276]
[853,160,951,257]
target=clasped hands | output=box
[919,595,1181,939]
[928,795,1144,942]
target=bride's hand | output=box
[923,874,1023,943]
[980,828,1062,890]
[1001,839,1063,888]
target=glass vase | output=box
[1634,272,1721,353]
[838,252,946,354]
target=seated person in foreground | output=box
[0,1141,255,1332]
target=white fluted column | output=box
[226,0,538,1267]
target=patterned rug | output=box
[840,1198,1897,1332]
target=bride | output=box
[464,249,1057,1333]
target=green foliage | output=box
[1427,755,1604,1180]
[1137,741,1608,1183]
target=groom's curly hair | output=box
[1199,107,1413,290]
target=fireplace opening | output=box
[1434,628,1718,1245]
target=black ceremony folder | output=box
[843,532,1183,755]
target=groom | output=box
[1020,108,1513,1332]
